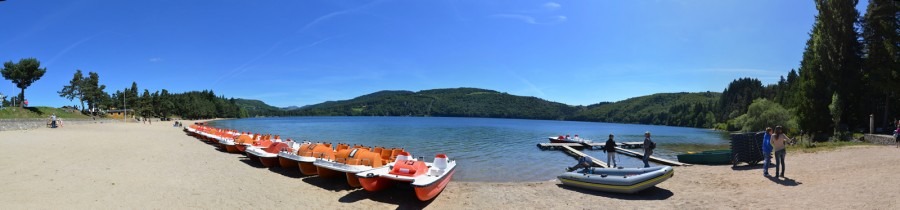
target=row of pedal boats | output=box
[184,124,457,201]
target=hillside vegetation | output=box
[572,92,721,127]
[288,88,579,120]
[0,107,90,119]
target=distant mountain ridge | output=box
[287,88,578,120]
[233,99,284,117]
[234,87,723,128]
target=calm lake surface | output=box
[209,117,729,182]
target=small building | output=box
[107,109,133,119]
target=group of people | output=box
[761,126,791,178]
[567,131,656,171]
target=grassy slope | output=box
[0,107,91,119]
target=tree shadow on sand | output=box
[338,183,434,210]
[556,184,674,200]
[766,176,801,186]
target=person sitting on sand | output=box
[566,156,594,172]
[604,134,617,168]
[762,127,774,177]
[771,126,792,178]
[643,131,655,168]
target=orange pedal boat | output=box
[313,146,390,187]
[356,153,457,201]
[246,140,293,167]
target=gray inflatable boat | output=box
[557,166,674,194]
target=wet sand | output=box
[1,121,898,209]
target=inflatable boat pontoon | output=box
[557,166,673,194]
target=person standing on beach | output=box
[894,121,899,148]
[643,131,655,168]
[771,126,791,178]
[604,134,617,168]
[762,127,774,177]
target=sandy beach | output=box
[1,121,898,209]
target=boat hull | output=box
[236,144,248,152]
[299,161,319,175]
[278,157,299,169]
[313,159,375,187]
[316,166,342,178]
[413,166,457,201]
[557,166,674,194]
[225,145,239,153]
[548,137,592,144]
[259,157,278,167]
[358,174,395,192]
[676,150,732,165]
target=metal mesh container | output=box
[729,132,764,167]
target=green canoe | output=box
[676,150,732,165]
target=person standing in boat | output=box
[642,131,655,168]
[604,134,617,168]
[762,127,774,177]
[771,126,792,178]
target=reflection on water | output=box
[210,117,729,182]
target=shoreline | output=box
[2,121,898,209]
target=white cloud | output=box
[554,15,567,22]
[296,0,384,33]
[543,2,561,10]
[284,34,343,56]
[491,14,538,24]
[149,57,162,62]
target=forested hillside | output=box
[287,88,579,120]
[571,92,721,128]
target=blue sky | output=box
[0,0,869,108]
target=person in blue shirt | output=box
[762,127,774,177]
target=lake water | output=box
[209,116,729,182]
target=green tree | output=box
[797,26,833,136]
[738,99,797,133]
[815,0,864,131]
[797,0,864,138]
[1,58,47,107]
[82,72,107,115]
[58,70,85,110]
[829,93,843,136]
[717,78,765,122]
[861,0,900,129]
[140,89,151,117]
[158,89,174,118]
